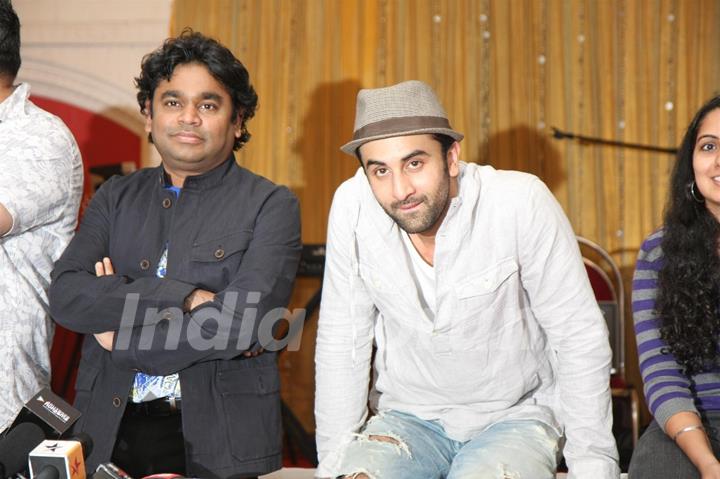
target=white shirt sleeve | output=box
[0,123,80,237]
[518,178,620,478]
[314,180,377,478]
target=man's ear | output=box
[234,113,243,138]
[356,146,367,172]
[447,141,461,178]
[143,100,152,134]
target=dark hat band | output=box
[352,116,453,141]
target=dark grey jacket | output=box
[49,157,301,478]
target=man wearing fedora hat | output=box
[315,80,619,478]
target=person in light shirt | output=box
[314,80,619,478]
[0,0,83,431]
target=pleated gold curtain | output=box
[171,0,720,428]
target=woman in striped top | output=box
[630,95,720,479]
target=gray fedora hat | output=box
[340,80,464,156]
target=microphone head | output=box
[93,463,133,479]
[7,388,81,439]
[34,465,60,479]
[0,422,45,476]
[29,438,89,479]
[69,432,93,459]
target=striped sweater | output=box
[633,229,720,430]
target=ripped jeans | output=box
[335,410,559,479]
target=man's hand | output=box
[242,347,264,358]
[183,288,262,358]
[183,288,216,312]
[0,203,13,237]
[94,331,115,351]
[95,256,115,276]
[94,257,115,351]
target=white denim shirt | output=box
[0,83,83,429]
[315,162,619,478]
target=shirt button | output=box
[139,259,150,270]
[162,198,172,209]
[162,310,173,320]
[112,397,122,408]
[214,248,225,259]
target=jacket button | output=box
[140,259,150,270]
[162,198,172,209]
[112,397,122,408]
[214,248,225,259]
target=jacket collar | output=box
[157,153,236,191]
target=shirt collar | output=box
[0,83,30,122]
[453,161,469,206]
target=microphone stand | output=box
[551,127,678,155]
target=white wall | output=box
[13,0,173,165]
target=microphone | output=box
[28,433,93,479]
[3,388,81,440]
[34,467,59,479]
[92,463,133,479]
[0,422,45,478]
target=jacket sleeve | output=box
[49,176,198,334]
[108,186,302,375]
[314,180,376,478]
[517,178,620,479]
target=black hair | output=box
[0,0,21,80]
[433,133,457,159]
[354,133,457,168]
[135,29,258,150]
[657,95,720,374]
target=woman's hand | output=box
[699,461,720,479]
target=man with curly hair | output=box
[0,0,82,431]
[49,31,301,478]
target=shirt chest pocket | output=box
[358,262,403,297]
[456,257,520,317]
[190,230,253,288]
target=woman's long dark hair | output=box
[658,95,720,374]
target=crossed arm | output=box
[91,256,214,350]
[50,176,301,375]
[91,256,260,358]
